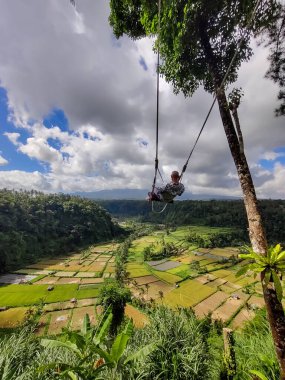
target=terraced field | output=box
[0,243,116,331]
[126,227,266,329]
[0,227,268,333]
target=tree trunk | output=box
[231,107,244,154]
[216,87,285,378]
[198,15,285,377]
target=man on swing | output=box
[148,171,185,203]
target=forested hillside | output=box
[99,199,285,244]
[0,190,123,273]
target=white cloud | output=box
[0,170,50,190]
[0,0,284,197]
[0,155,8,166]
[255,163,285,199]
[261,151,285,161]
[3,132,21,146]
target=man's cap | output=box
[171,171,180,177]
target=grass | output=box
[234,310,279,379]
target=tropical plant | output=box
[237,244,285,301]
[40,311,113,379]
[121,306,215,379]
[39,310,156,380]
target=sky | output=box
[0,0,284,199]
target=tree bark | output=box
[231,107,244,154]
[199,14,285,378]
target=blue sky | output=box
[0,87,43,172]
[0,0,284,198]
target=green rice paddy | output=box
[0,228,267,331]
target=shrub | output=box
[98,280,131,335]
[122,306,215,379]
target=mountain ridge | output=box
[73,189,241,201]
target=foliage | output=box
[121,306,218,379]
[0,305,280,380]
[263,4,285,116]
[237,244,285,301]
[234,309,279,379]
[98,281,131,335]
[39,309,156,380]
[143,238,179,261]
[0,189,124,273]
[109,0,280,96]
[0,326,39,379]
[100,199,285,244]
[185,231,244,248]
[115,236,134,284]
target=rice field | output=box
[0,228,268,331]
[125,227,267,328]
[0,307,29,328]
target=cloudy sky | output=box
[0,0,284,198]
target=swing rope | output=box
[179,0,262,182]
[151,0,261,212]
[150,0,168,214]
[151,0,162,196]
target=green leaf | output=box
[258,354,275,367]
[249,369,269,380]
[81,313,91,336]
[66,371,79,380]
[250,252,267,265]
[235,266,249,277]
[239,253,254,260]
[272,271,283,302]
[110,322,133,363]
[124,342,157,365]
[93,346,113,364]
[248,263,266,272]
[276,250,285,262]
[41,339,82,358]
[270,244,282,264]
[124,319,133,337]
[93,310,113,346]
[65,331,86,351]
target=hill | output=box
[73,189,240,201]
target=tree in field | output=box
[109,0,285,375]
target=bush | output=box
[98,280,131,335]
[122,306,217,379]
[234,309,279,379]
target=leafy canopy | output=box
[109,0,281,95]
